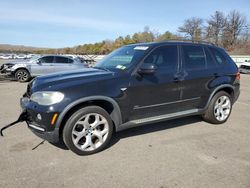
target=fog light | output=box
[37,114,42,120]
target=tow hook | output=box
[0,111,28,136]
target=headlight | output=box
[30,91,64,106]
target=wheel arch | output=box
[14,68,31,82]
[14,67,30,75]
[56,96,122,137]
[204,84,235,110]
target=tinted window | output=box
[182,45,206,70]
[55,56,71,64]
[68,58,73,63]
[144,45,178,70]
[204,47,217,68]
[209,48,227,65]
[95,45,149,70]
[39,56,54,63]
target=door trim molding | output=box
[117,108,200,132]
[133,97,200,110]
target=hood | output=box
[6,59,32,65]
[31,68,117,92]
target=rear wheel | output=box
[202,91,232,124]
[63,106,113,155]
[15,69,30,82]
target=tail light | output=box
[236,70,240,81]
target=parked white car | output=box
[0,54,13,59]
[239,62,250,74]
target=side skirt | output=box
[116,109,203,132]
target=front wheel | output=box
[63,106,113,155]
[15,69,30,82]
[202,91,232,124]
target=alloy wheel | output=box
[214,95,231,121]
[16,71,29,82]
[71,113,109,151]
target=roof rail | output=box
[162,39,216,46]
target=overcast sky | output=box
[0,0,249,48]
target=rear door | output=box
[53,56,74,73]
[179,44,216,110]
[128,45,181,120]
[31,56,55,75]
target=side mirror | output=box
[37,60,42,65]
[138,63,157,74]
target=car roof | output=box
[41,54,74,59]
[125,40,219,49]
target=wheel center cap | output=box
[87,128,93,133]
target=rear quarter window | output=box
[204,47,217,68]
[209,47,228,65]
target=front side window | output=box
[39,56,54,63]
[182,45,206,70]
[143,45,178,71]
[95,45,150,70]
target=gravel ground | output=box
[0,73,249,188]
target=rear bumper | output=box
[233,88,240,104]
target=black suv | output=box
[20,41,240,155]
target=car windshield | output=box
[95,45,150,71]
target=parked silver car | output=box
[0,55,88,82]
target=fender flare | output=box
[54,96,123,132]
[204,84,235,110]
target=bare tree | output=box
[178,17,203,41]
[206,11,226,45]
[223,10,246,47]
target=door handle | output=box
[174,71,187,82]
[214,73,220,77]
[174,77,184,82]
[173,76,183,82]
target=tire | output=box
[202,91,232,124]
[15,69,30,82]
[63,106,113,155]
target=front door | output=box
[31,56,55,75]
[128,45,181,121]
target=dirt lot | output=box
[0,74,249,188]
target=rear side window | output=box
[55,56,72,64]
[39,56,54,63]
[68,58,73,63]
[182,45,206,70]
[209,48,227,65]
[144,45,178,70]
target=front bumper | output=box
[20,97,60,143]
